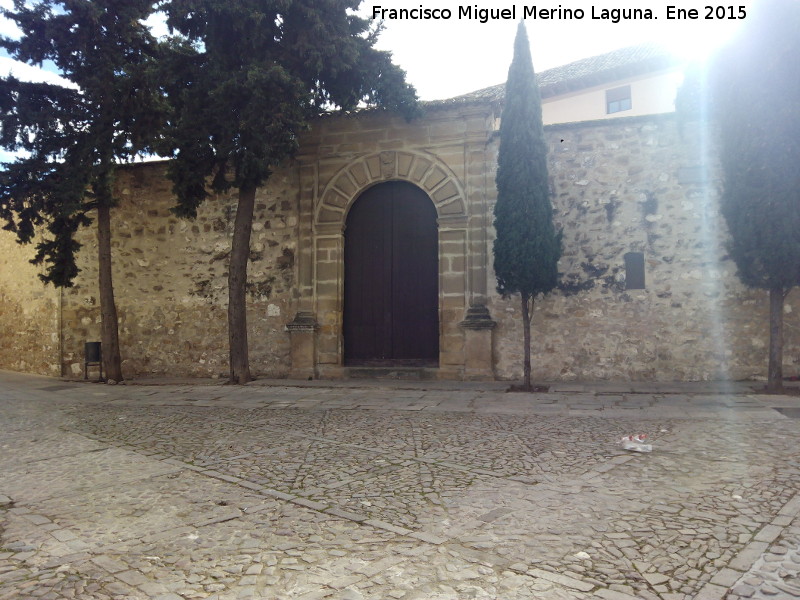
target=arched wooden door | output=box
[344,181,439,366]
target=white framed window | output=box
[606,85,632,114]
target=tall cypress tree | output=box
[705,0,800,392]
[0,0,163,382]
[158,0,418,384]
[493,21,562,391]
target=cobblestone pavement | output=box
[1,371,799,599]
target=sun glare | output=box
[657,14,749,64]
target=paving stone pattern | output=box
[0,372,799,599]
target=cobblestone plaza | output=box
[1,371,799,599]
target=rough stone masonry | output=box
[0,105,796,382]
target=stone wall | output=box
[1,107,797,383]
[488,115,800,381]
[59,161,300,379]
[0,231,60,376]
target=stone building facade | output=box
[1,100,797,382]
[1,41,798,382]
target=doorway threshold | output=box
[344,366,438,381]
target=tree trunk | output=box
[96,202,123,382]
[767,286,785,392]
[228,183,256,384]
[521,292,532,391]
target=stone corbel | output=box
[286,311,318,380]
[459,304,496,380]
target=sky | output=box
[366,0,751,100]
[0,0,750,101]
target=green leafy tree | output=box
[493,21,562,391]
[158,0,418,384]
[0,0,164,382]
[699,0,800,391]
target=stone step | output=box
[344,367,437,381]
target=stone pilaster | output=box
[286,311,318,380]
[296,162,317,313]
[459,304,496,380]
[439,218,468,379]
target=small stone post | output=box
[459,304,496,380]
[286,311,318,379]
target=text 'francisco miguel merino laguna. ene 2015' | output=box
[370,4,747,23]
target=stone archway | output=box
[315,150,467,227]
[290,149,484,380]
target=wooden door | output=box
[344,182,439,366]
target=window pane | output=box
[606,85,632,114]
[606,85,631,102]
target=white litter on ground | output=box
[619,433,653,452]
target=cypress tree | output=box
[706,0,800,391]
[0,0,164,382]
[493,21,562,391]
